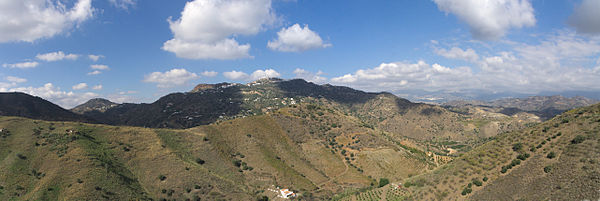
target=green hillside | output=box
[335,103,600,200]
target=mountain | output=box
[70,98,118,114]
[338,103,600,200]
[76,79,536,143]
[445,95,598,120]
[0,101,438,200]
[2,82,593,200]
[0,92,93,123]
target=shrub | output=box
[257,195,269,201]
[378,178,390,187]
[571,135,586,144]
[158,175,167,181]
[512,143,523,152]
[482,176,488,182]
[501,166,508,173]
[517,153,530,160]
[510,159,521,166]
[461,187,472,195]
[543,166,552,173]
[16,153,27,160]
[196,158,205,165]
[233,159,242,167]
[556,132,562,136]
[547,152,556,159]
[542,126,550,132]
[530,147,536,152]
[472,179,483,186]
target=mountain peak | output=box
[71,98,118,114]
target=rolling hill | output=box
[337,102,600,200]
[0,92,93,123]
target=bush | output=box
[482,176,488,182]
[544,166,552,173]
[378,178,390,187]
[556,132,562,136]
[501,166,508,173]
[158,175,167,181]
[472,179,483,186]
[512,143,523,152]
[510,159,521,167]
[571,135,586,144]
[233,159,242,167]
[547,152,556,159]
[196,158,205,165]
[542,126,550,132]
[517,153,530,160]
[461,187,472,195]
[257,195,269,201]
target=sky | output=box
[1,0,600,108]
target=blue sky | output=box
[1,0,600,108]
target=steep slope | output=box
[339,103,600,200]
[0,100,437,200]
[70,98,118,114]
[0,92,93,123]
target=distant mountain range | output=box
[444,95,599,120]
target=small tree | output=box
[512,143,523,152]
[547,152,556,159]
[378,178,390,187]
[472,179,483,186]
[571,135,585,144]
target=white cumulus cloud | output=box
[330,61,475,92]
[92,84,102,90]
[223,71,249,80]
[331,31,600,96]
[293,68,327,83]
[88,54,104,61]
[2,61,39,69]
[201,71,218,77]
[36,51,79,61]
[87,70,102,75]
[162,0,276,59]
[91,64,110,70]
[250,69,280,80]
[72,83,88,90]
[433,0,535,40]
[568,0,600,35]
[143,68,200,88]
[5,76,27,83]
[109,0,136,10]
[0,0,94,43]
[268,24,331,52]
[223,69,280,81]
[435,47,479,62]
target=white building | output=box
[279,188,296,198]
